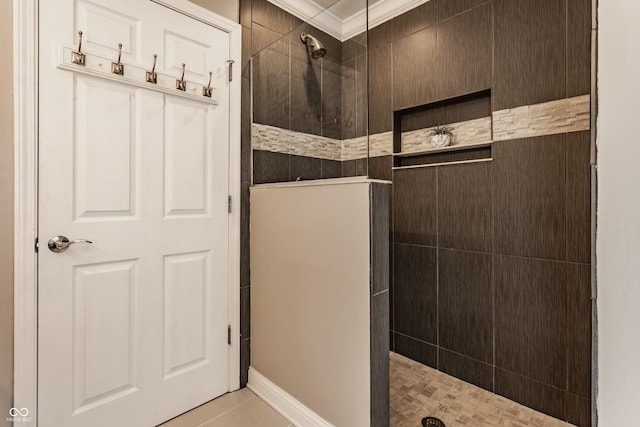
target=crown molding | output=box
[265,0,343,40]
[267,0,432,41]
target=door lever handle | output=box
[48,236,93,253]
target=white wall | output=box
[596,1,640,424]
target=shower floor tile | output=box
[390,352,575,427]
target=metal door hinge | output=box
[227,60,234,82]
[228,195,232,213]
[34,237,39,253]
[228,325,231,345]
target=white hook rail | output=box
[57,44,218,105]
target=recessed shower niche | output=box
[393,89,493,168]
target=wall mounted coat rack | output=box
[58,43,218,105]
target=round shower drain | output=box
[421,417,446,427]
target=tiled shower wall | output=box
[245,0,370,185]
[241,0,592,426]
[370,0,591,425]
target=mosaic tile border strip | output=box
[251,123,343,161]
[400,117,492,155]
[492,94,590,141]
[252,123,393,161]
[341,131,394,160]
[252,95,591,160]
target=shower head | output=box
[300,33,326,59]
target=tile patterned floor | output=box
[162,353,576,427]
[159,388,292,427]
[390,352,575,427]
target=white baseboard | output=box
[247,367,334,427]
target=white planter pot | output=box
[431,134,451,147]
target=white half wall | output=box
[596,1,640,425]
[249,178,374,427]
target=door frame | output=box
[13,0,242,422]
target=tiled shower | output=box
[240,0,593,425]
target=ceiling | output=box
[267,0,431,41]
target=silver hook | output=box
[203,71,213,97]
[146,54,158,84]
[72,31,85,65]
[176,63,187,91]
[111,43,124,75]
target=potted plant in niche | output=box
[430,125,453,147]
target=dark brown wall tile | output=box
[393,26,437,110]
[241,76,252,183]
[355,54,368,138]
[438,162,493,252]
[240,0,251,28]
[290,36,321,135]
[393,168,437,246]
[567,0,592,97]
[240,286,250,339]
[369,156,393,181]
[342,159,357,177]
[439,349,494,391]
[252,0,293,35]
[435,3,492,100]
[369,20,394,49]
[290,155,321,181]
[495,368,566,421]
[251,22,284,56]
[493,135,566,260]
[393,0,438,41]
[241,182,250,236]
[438,0,490,21]
[401,106,445,133]
[369,45,393,134]
[394,333,438,369]
[252,33,290,128]
[356,158,368,176]
[371,291,390,427]
[439,249,493,362]
[321,159,342,179]
[242,26,252,70]
[372,184,390,294]
[342,58,357,140]
[566,131,591,264]
[494,255,567,389]
[566,393,591,427]
[401,92,491,132]
[322,59,343,139]
[253,150,289,184]
[342,37,366,63]
[493,0,566,111]
[240,338,250,387]
[241,232,250,286]
[393,244,437,343]
[398,146,491,167]
[567,263,591,398]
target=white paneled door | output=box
[38,1,234,426]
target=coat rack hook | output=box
[111,43,124,75]
[146,54,158,84]
[176,63,187,91]
[203,71,213,97]
[72,31,86,65]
